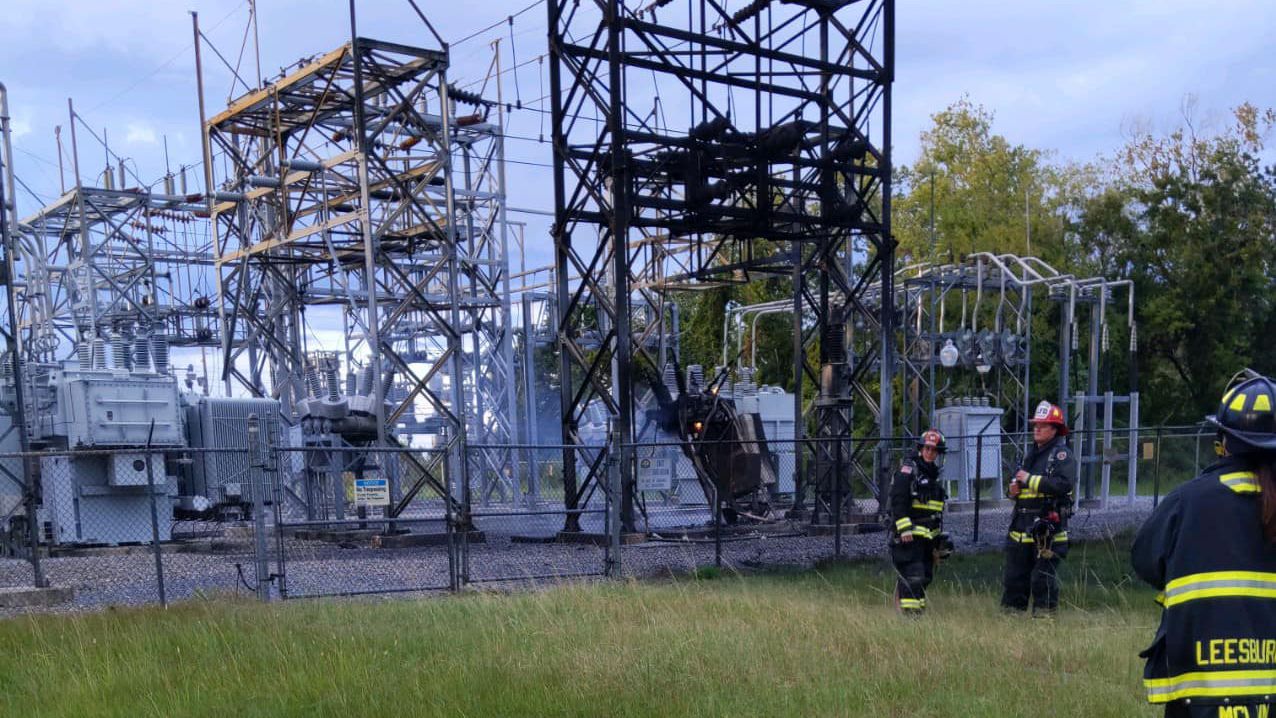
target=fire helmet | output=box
[1207,374,1276,454]
[918,428,947,454]
[1029,400,1069,436]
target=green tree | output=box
[894,97,1067,266]
[1094,103,1276,420]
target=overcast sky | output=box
[3,0,1273,253]
[2,0,1271,398]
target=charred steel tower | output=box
[548,0,895,531]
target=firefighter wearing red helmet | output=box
[1133,372,1276,717]
[889,428,952,614]
[1000,400,1077,615]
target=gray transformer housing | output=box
[42,453,170,545]
[934,402,1005,501]
[184,396,282,507]
[39,366,184,545]
[0,414,23,523]
[53,370,184,447]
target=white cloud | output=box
[9,116,32,139]
[3,0,194,57]
[125,123,157,145]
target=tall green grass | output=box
[0,536,1161,718]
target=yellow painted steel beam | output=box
[208,44,351,129]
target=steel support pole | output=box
[0,82,46,588]
[547,0,580,534]
[521,294,540,505]
[876,0,897,519]
[346,8,389,449]
[789,242,806,518]
[1085,308,1101,500]
[605,0,636,534]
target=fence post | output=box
[1127,393,1140,504]
[1153,426,1163,509]
[833,437,843,559]
[21,453,45,589]
[459,435,471,587]
[143,419,167,607]
[443,430,459,592]
[972,432,983,544]
[247,415,270,602]
[269,435,287,599]
[712,481,722,569]
[1193,428,1202,477]
[1100,392,1113,508]
[607,434,623,578]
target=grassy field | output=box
[0,536,1162,718]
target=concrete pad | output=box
[46,544,156,558]
[805,522,885,536]
[557,531,645,546]
[373,530,485,548]
[0,586,74,608]
[510,534,559,544]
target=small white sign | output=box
[353,477,391,507]
[636,456,673,492]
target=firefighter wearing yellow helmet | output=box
[889,428,953,615]
[1133,372,1276,717]
[1001,400,1076,615]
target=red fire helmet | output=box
[1029,401,1069,435]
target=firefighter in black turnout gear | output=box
[890,429,952,614]
[1001,401,1076,615]
[1133,372,1276,717]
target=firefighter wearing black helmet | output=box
[889,429,952,614]
[1001,400,1077,615]
[1133,372,1276,717]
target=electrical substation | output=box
[0,0,1143,601]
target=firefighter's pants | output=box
[891,538,934,612]
[1000,541,1062,612]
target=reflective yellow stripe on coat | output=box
[1220,471,1262,495]
[1144,669,1276,704]
[1161,571,1276,608]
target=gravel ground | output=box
[0,498,1155,617]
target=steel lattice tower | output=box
[202,37,516,506]
[548,0,896,530]
[13,104,223,428]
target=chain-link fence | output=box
[0,446,274,610]
[0,425,1219,613]
[617,425,1212,577]
[271,445,455,598]
[462,443,614,586]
